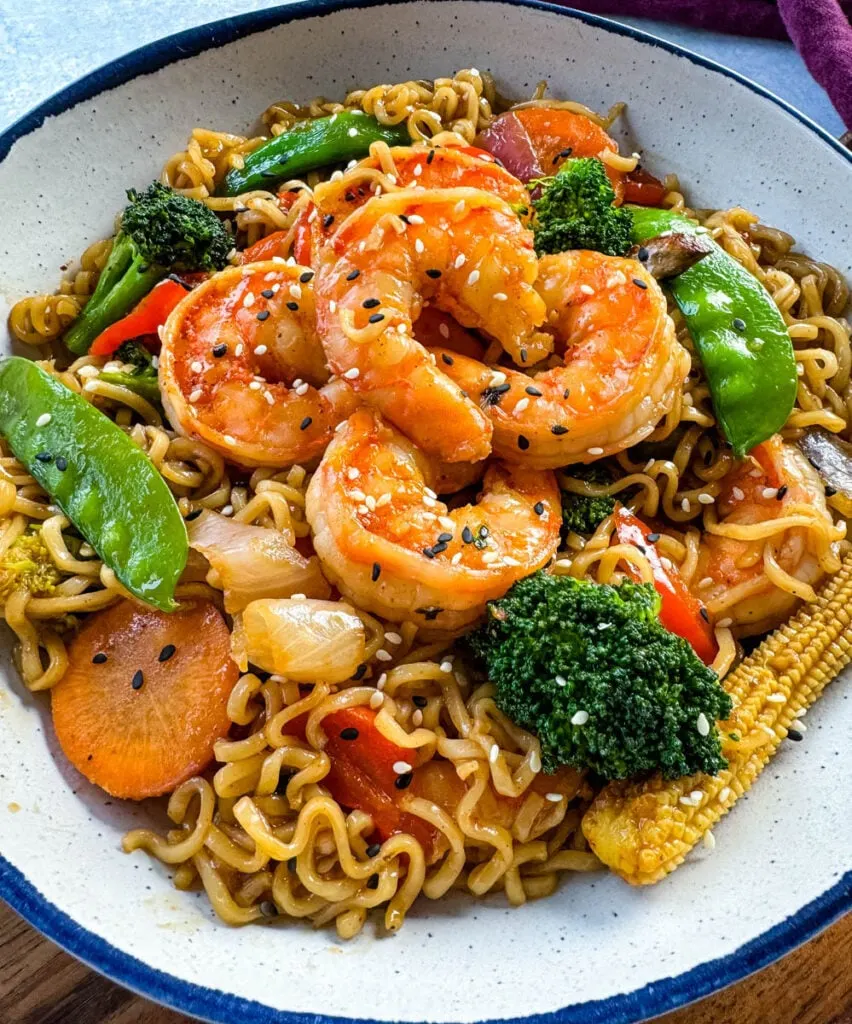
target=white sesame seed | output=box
[482,551,499,564]
[376,493,391,507]
[423,496,437,508]
[690,789,703,803]
[83,380,98,392]
[407,214,424,225]
[762,487,778,499]
[375,649,392,662]
[454,254,467,269]
[422,511,437,522]
[414,238,425,254]
[571,710,589,726]
[451,551,462,565]
[696,712,710,736]
[555,674,568,687]
[681,497,691,513]
[264,272,277,281]
[243,292,255,308]
[295,382,309,396]
[343,367,360,380]
[579,284,595,295]
[489,372,507,387]
[438,515,455,531]
[376,673,387,690]
[223,435,236,446]
[189,388,203,403]
[698,576,714,588]
[716,617,733,628]
[370,691,384,709]
[350,489,367,502]
[290,593,306,600]
[679,795,697,806]
[719,786,732,802]
[254,345,268,356]
[221,504,234,516]
[77,365,99,379]
[157,324,166,341]
[794,707,807,718]
[289,284,302,300]
[365,495,377,511]
[766,693,786,703]
[554,559,573,569]
[413,164,423,177]
[697,493,715,505]
[347,467,360,480]
[329,301,337,313]
[440,660,453,673]
[439,323,450,339]
[249,381,262,391]
[587,446,604,456]
[503,556,521,566]
[412,709,423,726]
[393,761,412,775]
[467,269,481,286]
[234,343,244,357]
[384,631,402,645]
[264,391,274,405]
[793,720,808,733]
[397,323,407,334]
[545,793,562,803]
[732,486,745,501]
[759,723,777,738]
[347,127,358,137]
[513,397,530,415]
[529,750,542,774]
[190,361,203,374]
[703,830,716,850]
[488,743,499,764]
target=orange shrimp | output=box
[305,409,561,632]
[431,250,688,469]
[160,261,358,467]
[693,436,844,635]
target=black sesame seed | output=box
[35,451,53,463]
[412,695,428,708]
[550,424,568,435]
[131,669,144,691]
[552,147,573,164]
[646,532,661,543]
[55,456,68,471]
[366,842,382,857]
[699,607,710,622]
[517,434,530,450]
[634,544,646,555]
[260,900,278,917]
[286,301,299,311]
[371,562,381,582]
[427,149,436,164]
[158,644,176,663]
[787,728,804,742]
[340,727,359,741]
[437,532,453,543]
[462,526,474,544]
[323,214,335,228]
[185,508,203,521]
[399,214,411,224]
[637,246,649,262]
[212,343,228,357]
[441,353,454,365]
[732,317,746,331]
[366,873,380,889]
[776,485,788,500]
[520,348,528,363]
[368,313,385,324]
[423,546,436,559]
[288,857,298,872]
[300,271,314,283]
[352,663,368,680]
[92,652,108,664]
[426,268,442,279]
[563,388,570,400]
[525,385,543,397]
[299,416,313,431]
[481,383,511,406]
[256,310,270,321]
[826,485,837,497]
[416,606,442,620]
[346,268,361,281]
[261,289,274,299]
[533,501,544,516]
[431,541,448,555]
[633,278,648,290]
[394,772,413,790]
[362,297,381,309]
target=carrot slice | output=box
[51,599,238,799]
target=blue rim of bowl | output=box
[0,1,850,1021]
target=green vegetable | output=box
[467,573,732,781]
[99,341,160,405]
[630,205,796,457]
[0,530,62,602]
[0,358,187,611]
[560,464,616,536]
[531,157,633,257]
[64,183,231,355]
[219,111,411,196]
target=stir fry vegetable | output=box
[219,111,410,196]
[52,599,237,799]
[89,277,188,357]
[0,358,187,610]
[630,205,797,457]
[64,184,230,355]
[97,341,161,404]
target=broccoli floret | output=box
[532,157,633,257]
[467,573,732,781]
[560,464,616,536]
[99,340,160,405]
[0,532,62,602]
[64,183,230,355]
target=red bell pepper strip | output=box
[321,706,436,851]
[614,506,718,665]
[89,279,188,357]
[622,167,668,207]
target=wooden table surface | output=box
[0,900,849,1024]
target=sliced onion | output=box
[188,510,329,613]
[238,598,365,682]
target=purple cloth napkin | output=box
[557,0,852,129]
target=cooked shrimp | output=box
[305,409,560,632]
[693,435,844,635]
[432,250,688,469]
[310,147,552,462]
[160,261,358,467]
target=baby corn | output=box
[582,550,852,885]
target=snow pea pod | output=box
[0,358,187,611]
[629,205,796,458]
[220,111,410,196]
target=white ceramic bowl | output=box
[1,3,850,1022]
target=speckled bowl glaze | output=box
[0,2,850,1022]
